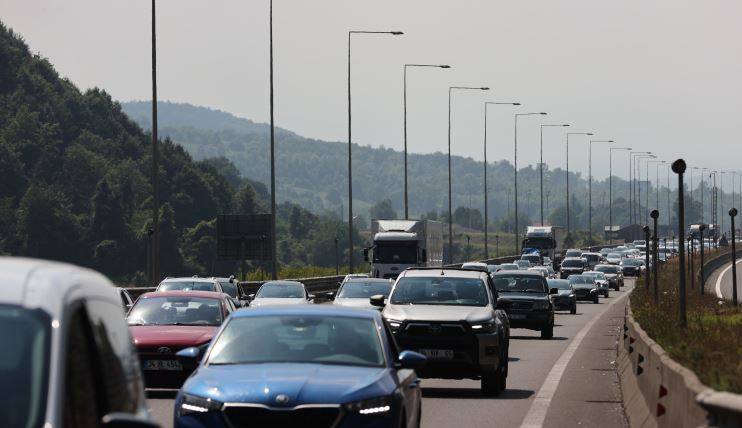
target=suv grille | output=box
[223,406,341,428]
[404,322,466,337]
[509,301,533,310]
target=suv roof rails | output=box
[405,266,489,273]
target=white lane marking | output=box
[714,259,742,299]
[519,285,632,428]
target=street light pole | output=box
[647,160,664,224]
[565,132,593,236]
[150,0,160,286]
[609,147,631,242]
[403,64,450,219]
[448,86,489,263]
[514,112,547,252]
[268,0,278,279]
[540,124,570,226]
[347,30,403,274]
[630,152,652,224]
[484,101,520,258]
[588,139,613,245]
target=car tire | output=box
[593,295,599,304]
[481,369,503,396]
[570,303,577,315]
[540,323,553,339]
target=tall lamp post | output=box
[635,154,656,225]
[448,86,489,262]
[609,147,631,242]
[403,63,450,219]
[484,101,521,258]
[647,160,664,225]
[514,112,547,251]
[588,139,613,245]
[347,30,403,273]
[565,132,593,235]
[268,0,279,279]
[150,0,160,286]
[540,124,570,226]
[630,151,652,224]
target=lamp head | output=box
[671,159,687,174]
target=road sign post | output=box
[672,159,687,327]
[217,215,274,280]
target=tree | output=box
[232,183,263,215]
[89,179,128,244]
[158,203,186,276]
[369,199,397,220]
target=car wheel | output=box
[593,295,599,304]
[540,323,553,339]
[570,303,577,314]
[481,369,503,396]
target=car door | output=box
[383,319,420,426]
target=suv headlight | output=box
[178,393,223,416]
[471,319,497,333]
[344,396,392,415]
[533,301,550,310]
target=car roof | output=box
[563,257,584,261]
[139,290,226,299]
[492,270,544,278]
[232,304,382,320]
[595,264,617,268]
[0,256,117,314]
[261,280,304,286]
[161,277,216,283]
[344,278,392,283]
[402,268,488,279]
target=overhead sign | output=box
[216,214,273,261]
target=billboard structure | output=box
[217,214,273,262]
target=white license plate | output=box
[419,349,454,359]
[509,314,526,320]
[144,359,182,371]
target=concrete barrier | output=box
[619,304,742,427]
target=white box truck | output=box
[522,226,567,265]
[364,220,444,279]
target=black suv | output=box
[560,257,587,279]
[375,268,510,395]
[491,271,555,339]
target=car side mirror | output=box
[363,248,369,262]
[102,413,160,428]
[398,350,427,370]
[549,287,559,295]
[175,347,201,368]
[370,294,386,308]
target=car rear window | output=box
[256,283,305,298]
[159,281,216,292]
[493,275,548,293]
[562,259,583,267]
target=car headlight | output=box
[178,393,223,416]
[533,301,550,310]
[386,319,402,332]
[344,396,392,415]
[471,319,497,333]
[568,293,575,298]
[590,288,598,293]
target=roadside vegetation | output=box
[631,249,742,393]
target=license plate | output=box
[419,349,454,359]
[144,359,182,371]
[509,314,526,320]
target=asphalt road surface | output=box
[147,280,635,427]
[709,258,742,302]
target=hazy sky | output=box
[5,0,742,182]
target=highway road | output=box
[710,258,742,301]
[147,280,635,427]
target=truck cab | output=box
[364,219,443,279]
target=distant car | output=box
[543,256,552,267]
[461,262,490,273]
[342,273,370,283]
[620,258,644,277]
[173,306,425,428]
[128,290,235,388]
[582,252,602,270]
[157,276,222,293]
[249,280,314,307]
[379,267,510,395]
[583,271,610,298]
[514,260,531,270]
[498,263,519,271]
[632,240,646,246]
[564,249,583,258]
[528,266,550,278]
[594,264,623,290]
[547,279,577,314]
[330,278,393,308]
[486,264,500,274]
[492,271,555,339]
[599,248,612,257]
[520,254,542,266]
[568,275,599,304]
[211,276,246,305]
[116,286,135,312]
[560,257,586,279]
[0,257,153,428]
[606,252,623,265]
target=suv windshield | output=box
[622,259,642,266]
[493,274,548,293]
[127,296,223,326]
[0,305,50,428]
[548,279,571,290]
[158,281,216,292]
[256,283,305,298]
[208,315,384,367]
[338,280,392,298]
[585,272,606,280]
[373,244,417,264]
[562,259,583,267]
[390,277,488,306]
[569,275,594,285]
[565,250,582,257]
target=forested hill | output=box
[121,101,632,226]
[0,22,358,282]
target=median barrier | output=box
[619,304,742,427]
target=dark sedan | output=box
[620,258,644,277]
[173,306,425,428]
[560,257,586,279]
[492,271,554,339]
[547,279,576,314]
[568,275,599,304]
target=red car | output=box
[127,290,236,388]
